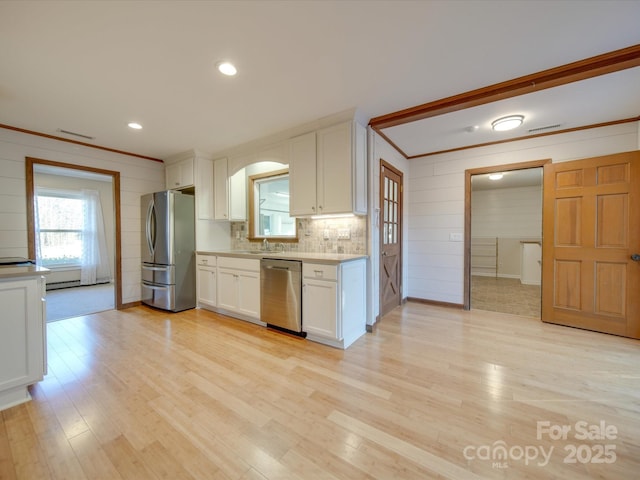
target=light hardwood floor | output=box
[1,303,639,479]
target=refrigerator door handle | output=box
[144,283,169,291]
[146,199,156,257]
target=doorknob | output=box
[632,254,640,262]
[381,251,387,256]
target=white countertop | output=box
[0,264,50,280]
[197,250,367,265]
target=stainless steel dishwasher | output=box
[260,258,304,336]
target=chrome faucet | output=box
[276,243,285,253]
[263,238,270,251]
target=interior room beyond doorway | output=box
[469,166,543,318]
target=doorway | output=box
[26,158,122,316]
[464,159,549,315]
[380,160,403,317]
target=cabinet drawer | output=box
[197,254,217,266]
[218,256,260,272]
[303,263,337,281]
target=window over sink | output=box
[248,168,298,242]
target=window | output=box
[35,190,84,267]
[248,169,298,241]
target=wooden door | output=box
[380,161,403,317]
[542,150,640,339]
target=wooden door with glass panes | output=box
[380,161,403,317]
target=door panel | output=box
[542,150,640,339]
[380,161,403,317]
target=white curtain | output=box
[34,187,43,262]
[80,189,111,285]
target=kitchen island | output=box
[196,250,367,349]
[0,264,49,411]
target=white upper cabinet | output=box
[195,157,214,220]
[289,131,317,216]
[166,157,194,190]
[165,151,214,220]
[213,157,229,220]
[229,168,247,221]
[289,120,367,217]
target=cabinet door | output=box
[317,121,352,215]
[237,271,260,319]
[166,162,182,189]
[0,278,45,392]
[197,266,216,308]
[180,158,194,187]
[214,158,229,220]
[289,131,317,216]
[229,168,247,221]
[353,122,368,215]
[303,279,338,339]
[195,157,214,220]
[217,268,237,311]
[166,158,195,190]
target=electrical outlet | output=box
[337,228,351,239]
[323,229,330,240]
[449,232,463,242]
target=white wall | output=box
[407,122,639,305]
[472,185,542,278]
[368,129,410,323]
[0,128,165,305]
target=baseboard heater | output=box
[46,280,111,291]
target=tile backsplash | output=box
[230,216,367,254]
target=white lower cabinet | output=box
[0,274,47,412]
[196,255,216,309]
[303,259,366,349]
[216,257,261,323]
[196,254,367,349]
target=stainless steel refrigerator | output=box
[141,190,195,312]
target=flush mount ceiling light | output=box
[489,173,504,180]
[128,122,142,130]
[217,61,237,76]
[491,115,524,132]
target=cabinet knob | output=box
[312,206,315,211]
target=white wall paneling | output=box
[406,122,639,305]
[368,129,409,325]
[0,128,165,305]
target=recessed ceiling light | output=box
[489,173,504,180]
[128,122,142,130]
[217,61,237,76]
[491,115,524,132]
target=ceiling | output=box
[1,1,639,161]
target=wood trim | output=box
[463,159,550,310]
[120,301,142,309]
[26,157,124,310]
[406,297,464,309]
[373,129,410,159]
[1,123,163,163]
[369,44,640,130]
